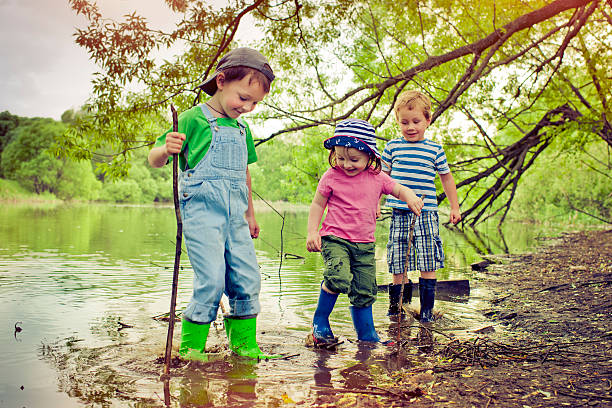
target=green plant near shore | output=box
[0,178,58,202]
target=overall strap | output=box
[236,118,247,135]
[199,103,218,126]
[200,103,246,135]
[199,103,247,136]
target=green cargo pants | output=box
[320,235,377,308]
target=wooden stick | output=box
[163,105,182,376]
[396,199,422,345]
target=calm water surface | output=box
[0,202,562,407]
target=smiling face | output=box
[334,146,371,177]
[396,106,431,142]
[214,72,268,119]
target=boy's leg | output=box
[224,315,282,359]
[179,184,229,360]
[419,274,437,322]
[386,210,414,315]
[224,195,281,359]
[224,220,261,317]
[224,241,280,359]
[180,181,227,324]
[225,182,262,317]
[388,281,412,316]
[179,317,211,361]
[414,212,444,322]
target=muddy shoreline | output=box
[302,228,612,407]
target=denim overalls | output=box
[179,104,261,324]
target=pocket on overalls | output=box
[230,183,249,219]
[179,174,195,209]
[180,179,217,222]
[211,139,247,171]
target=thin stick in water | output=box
[163,104,182,376]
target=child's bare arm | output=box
[306,191,328,252]
[391,183,423,215]
[148,132,185,168]
[245,166,260,238]
[440,172,461,224]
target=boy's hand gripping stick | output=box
[163,105,183,376]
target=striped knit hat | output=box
[323,119,381,158]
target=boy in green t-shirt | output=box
[149,47,278,361]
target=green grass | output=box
[0,178,58,202]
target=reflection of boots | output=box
[224,315,282,360]
[228,359,258,403]
[179,317,210,362]
[350,305,380,342]
[387,281,412,316]
[417,325,434,353]
[311,284,339,347]
[313,351,333,386]
[419,278,436,322]
[354,342,375,363]
[179,368,211,406]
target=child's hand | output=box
[394,184,423,216]
[306,232,322,252]
[406,195,424,216]
[449,208,461,225]
[246,213,260,238]
[165,132,185,156]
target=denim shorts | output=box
[387,210,444,274]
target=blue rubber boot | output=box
[311,284,339,347]
[387,281,412,316]
[419,278,437,322]
[350,305,380,342]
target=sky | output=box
[0,0,259,121]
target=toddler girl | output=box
[306,118,423,346]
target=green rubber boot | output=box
[178,317,210,362]
[224,315,282,360]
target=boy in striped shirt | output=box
[382,90,461,322]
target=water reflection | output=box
[313,350,334,387]
[0,203,571,407]
[173,357,260,407]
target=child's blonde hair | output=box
[393,90,432,121]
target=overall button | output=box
[188,173,192,177]
[183,193,188,197]
[214,126,219,131]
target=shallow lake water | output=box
[0,202,567,407]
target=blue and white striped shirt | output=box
[381,138,450,212]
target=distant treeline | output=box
[0,110,171,203]
[1,110,609,226]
